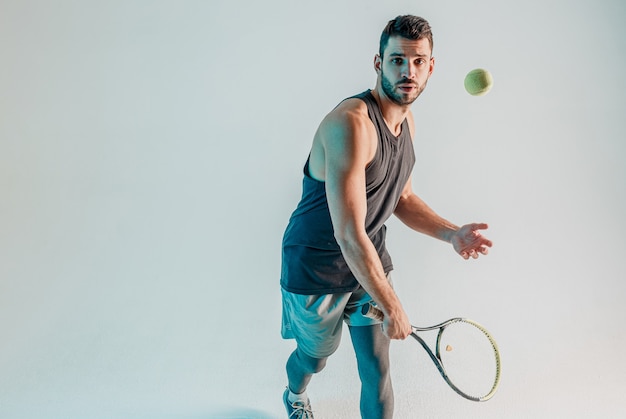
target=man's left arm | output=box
[393,178,492,259]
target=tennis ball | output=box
[464,68,493,96]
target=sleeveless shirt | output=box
[280,90,416,294]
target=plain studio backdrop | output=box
[1,0,625,418]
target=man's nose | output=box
[401,63,416,80]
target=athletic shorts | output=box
[281,274,391,359]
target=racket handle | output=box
[361,303,385,321]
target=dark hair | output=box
[379,15,433,57]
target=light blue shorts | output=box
[281,276,390,358]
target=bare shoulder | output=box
[309,97,377,180]
[318,98,376,149]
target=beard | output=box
[380,70,427,106]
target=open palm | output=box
[450,223,492,259]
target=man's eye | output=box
[391,58,403,65]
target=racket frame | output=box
[362,303,501,402]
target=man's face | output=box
[376,36,434,106]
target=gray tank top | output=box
[281,90,416,294]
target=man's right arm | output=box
[316,103,412,340]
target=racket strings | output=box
[438,320,500,400]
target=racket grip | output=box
[362,303,385,321]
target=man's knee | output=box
[295,348,328,374]
[359,354,391,383]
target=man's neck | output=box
[370,87,411,136]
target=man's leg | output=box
[281,290,349,417]
[286,346,328,394]
[349,324,393,419]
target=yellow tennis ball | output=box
[464,68,493,96]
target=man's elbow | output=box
[334,227,366,253]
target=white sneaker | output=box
[283,388,314,418]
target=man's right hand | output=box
[381,308,412,340]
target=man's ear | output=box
[374,54,382,74]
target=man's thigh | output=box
[281,289,353,358]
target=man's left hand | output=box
[451,223,492,259]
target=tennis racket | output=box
[362,303,501,402]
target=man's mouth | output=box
[398,84,416,92]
